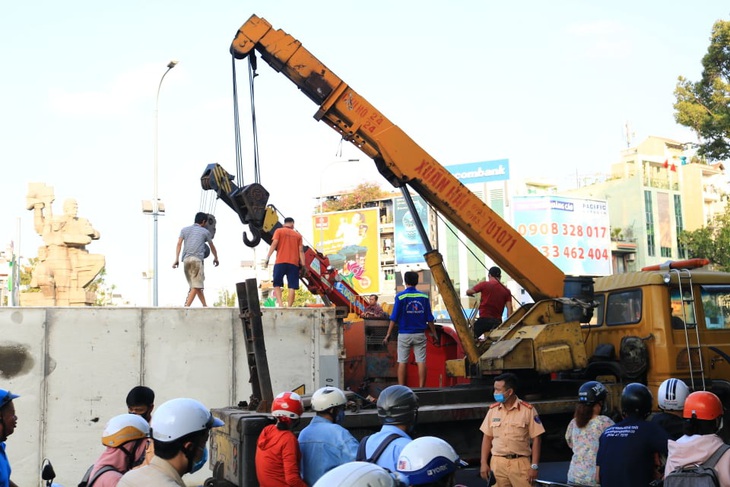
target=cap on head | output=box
[102,413,150,447]
[397,436,467,485]
[377,385,418,425]
[658,378,690,411]
[0,390,19,410]
[150,398,223,442]
[489,266,502,279]
[272,391,304,421]
[621,383,653,419]
[578,381,608,405]
[311,387,347,412]
[313,461,403,487]
[683,391,723,420]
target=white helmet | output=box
[658,378,691,411]
[102,414,150,447]
[397,436,467,485]
[151,398,224,442]
[311,386,347,412]
[313,462,405,487]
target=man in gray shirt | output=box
[173,212,219,306]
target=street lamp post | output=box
[150,60,177,306]
[318,159,359,253]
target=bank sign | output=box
[446,159,510,184]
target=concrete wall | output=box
[0,306,340,487]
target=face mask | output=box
[335,409,345,425]
[493,393,506,403]
[190,446,208,474]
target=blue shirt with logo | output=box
[390,286,434,334]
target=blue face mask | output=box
[493,393,506,403]
[191,446,208,474]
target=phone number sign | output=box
[511,196,612,276]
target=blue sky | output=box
[1,1,728,306]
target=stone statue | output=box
[21,183,105,306]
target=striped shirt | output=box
[179,224,212,261]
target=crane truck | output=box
[204,14,730,487]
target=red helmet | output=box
[271,392,303,421]
[683,391,723,420]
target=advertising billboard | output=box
[446,159,510,184]
[394,195,430,265]
[511,195,612,276]
[311,207,380,294]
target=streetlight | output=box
[143,60,177,306]
[318,159,360,253]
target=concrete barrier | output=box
[0,306,340,486]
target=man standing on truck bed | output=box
[480,373,544,487]
[383,271,437,387]
[466,266,513,339]
[265,217,306,307]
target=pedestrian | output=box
[358,385,419,472]
[117,398,223,487]
[383,271,438,387]
[664,390,730,486]
[479,373,544,487]
[173,212,219,307]
[466,266,513,339]
[564,381,614,487]
[125,386,155,467]
[363,294,386,318]
[0,389,19,487]
[396,436,468,487]
[651,378,690,440]
[313,462,406,487]
[126,386,155,423]
[264,217,306,308]
[255,391,307,487]
[298,386,358,485]
[595,383,669,487]
[84,414,150,487]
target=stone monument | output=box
[21,183,105,306]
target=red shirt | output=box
[473,279,511,319]
[255,424,307,487]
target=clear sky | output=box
[1,1,728,306]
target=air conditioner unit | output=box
[626,254,636,262]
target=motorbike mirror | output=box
[41,459,55,481]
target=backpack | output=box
[78,464,119,487]
[355,433,401,463]
[663,443,730,487]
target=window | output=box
[674,194,686,259]
[645,191,655,257]
[584,294,605,327]
[606,289,642,326]
[670,286,696,329]
[699,285,730,330]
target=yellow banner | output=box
[312,208,380,294]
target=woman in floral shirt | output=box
[565,381,614,486]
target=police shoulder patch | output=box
[534,415,542,424]
[521,401,533,409]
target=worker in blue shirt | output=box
[298,387,358,485]
[0,389,19,487]
[383,271,437,387]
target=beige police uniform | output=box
[480,397,545,487]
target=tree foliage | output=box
[674,20,730,161]
[87,268,118,306]
[214,289,237,307]
[319,182,387,213]
[679,204,730,271]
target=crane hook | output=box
[243,225,262,248]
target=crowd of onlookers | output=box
[0,376,727,487]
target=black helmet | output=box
[377,385,418,425]
[578,381,608,405]
[621,383,652,419]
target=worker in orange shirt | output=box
[265,217,306,307]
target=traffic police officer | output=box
[480,373,544,487]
